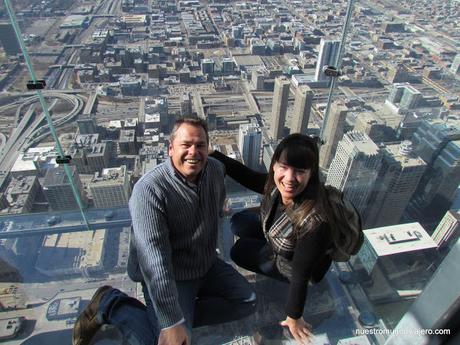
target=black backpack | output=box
[323,185,364,262]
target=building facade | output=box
[238,122,262,171]
[315,39,340,82]
[89,166,131,209]
[291,85,313,134]
[365,141,426,228]
[42,166,87,211]
[326,131,381,219]
[270,76,291,140]
[319,102,348,170]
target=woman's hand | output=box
[280,316,313,345]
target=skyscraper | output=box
[319,102,348,170]
[450,53,460,75]
[201,58,215,75]
[89,166,131,208]
[387,83,422,110]
[180,92,193,117]
[399,85,422,110]
[314,39,340,82]
[0,21,21,56]
[291,85,313,134]
[353,112,386,143]
[387,83,408,105]
[270,76,291,140]
[384,238,460,345]
[326,131,381,218]
[409,118,460,220]
[221,57,234,74]
[77,116,97,135]
[238,122,262,170]
[365,141,426,229]
[431,210,460,250]
[43,166,87,211]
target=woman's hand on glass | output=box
[280,316,313,345]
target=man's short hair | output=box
[170,117,209,144]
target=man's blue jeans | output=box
[97,259,256,345]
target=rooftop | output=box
[43,166,76,187]
[364,222,437,257]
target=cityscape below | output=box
[0,0,459,344]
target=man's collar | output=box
[166,157,206,187]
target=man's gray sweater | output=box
[127,157,225,329]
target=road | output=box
[0,92,84,173]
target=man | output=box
[72,119,256,345]
[73,118,256,345]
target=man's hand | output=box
[158,324,190,345]
[280,316,313,345]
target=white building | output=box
[238,122,262,170]
[315,39,340,82]
[431,210,460,250]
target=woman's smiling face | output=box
[273,151,311,206]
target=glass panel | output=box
[0,0,458,344]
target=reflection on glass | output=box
[0,0,459,344]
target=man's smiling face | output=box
[168,123,208,183]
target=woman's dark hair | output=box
[264,134,327,232]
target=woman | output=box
[210,133,336,345]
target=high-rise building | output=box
[231,25,243,39]
[0,176,41,215]
[450,54,460,75]
[262,143,275,171]
[0,21,21,56]
[291,85,313,134]
[314,39,340,82]
[238,122,262,170]
[410,118,460,220]
[251,70,265,90]
[119,129,138,155]
[77,116,97,135]
[319,102,348,170]
[353,112,387,143]
[201,58,215,75]
[43,166,87,211]
[387,83,422,110]
[399,85,422,110]
[365,141,426,229]
[326,131,381,218]
[221,57,234,74]
[384,237,460,345]
[353,223,437,306]
[144,97,168,131]
[180,92,193,117]
[270,76,291,140]
[68,134,111,174]
[89,166,131,208]
[387,83,408,105]
[431,210,460,250]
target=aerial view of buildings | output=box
[0,0,459,343]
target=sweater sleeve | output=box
[210,150,267,194]
[129,181,184,329]
[284,223,332,319]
